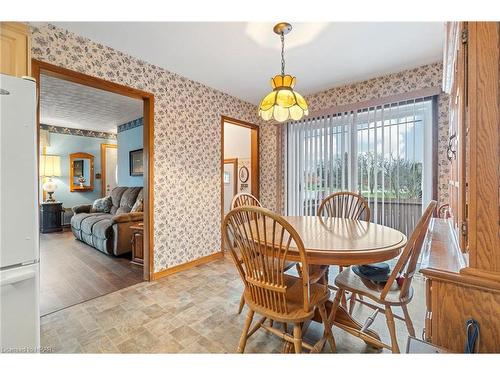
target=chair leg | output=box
[328,288,344,323]
[349,292,357,314]
[401,304,416,337]
[318,303,336,352]
[237,293,245,314]
[384,306,400,353]
[237,309,254,353]
[293,324,302,354]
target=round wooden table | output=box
[277,216,407,266]
[277,216,407,351]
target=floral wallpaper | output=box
[31,23,448,274]
[30,24,279,272]
[278,62,449,212]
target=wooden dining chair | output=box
[328,200,437,353]
[230,193,325,316]
[231,193,266,315]
[317,191,371,222]
[317,191,371,313]
[231,193,262,209]
[223,206,336,353]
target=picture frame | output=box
[239,166,249,183]
[129,148,144,176]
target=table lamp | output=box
[40,154,61,202]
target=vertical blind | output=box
[285,96,435,236]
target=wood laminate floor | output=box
[40,230,143,316]
[40,255,427,353]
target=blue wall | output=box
[45,132,116,208]
[117,118,144,187]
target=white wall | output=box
[223,122,253,199]
[223,123,251,159]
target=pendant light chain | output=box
[280,32,285,76]
[258,22,309,122]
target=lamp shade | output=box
[40,154,61,177]
[258,75,309,122]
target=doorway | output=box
[220,116,259,249]
[101,143,118,197]
[223,158,238,214]
[32,60,155,316]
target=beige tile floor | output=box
[40,255,426,353]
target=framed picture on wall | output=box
[129,148,143,176]
[239,166,249,183]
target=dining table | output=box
[263,216,408,351]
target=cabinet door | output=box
[0,22,31,78]
[447,22,468,252]
[132,232,144,264]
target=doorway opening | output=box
[220,116,259,249]
[32,60,154,316]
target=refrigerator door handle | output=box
[0,269,36,287]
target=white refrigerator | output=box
[0,73,40,353]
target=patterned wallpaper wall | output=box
[30,24,279,272]
[31,24,449,274]
[277,62,449,212]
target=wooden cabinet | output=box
[0,22,31,78]
[130,223,144,265]
[40,202,63,233]
[421,22,500,353]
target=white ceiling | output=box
[40,74,143,133]
[49,22,444,104]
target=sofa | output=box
[71,187,143,256]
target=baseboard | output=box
[152,251,224,281]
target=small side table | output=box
[130,222,144,266]
[40,202,63,233]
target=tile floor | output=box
[40,255,426,353]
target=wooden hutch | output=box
[420,22,500,352]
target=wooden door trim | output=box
[223,158,238,196]
[101,143,118,197]
[220,116,260,252]
[32,59,155,281]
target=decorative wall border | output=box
[117,117,143,133]
[40,123,116,140]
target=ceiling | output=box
[49,22,445,104]
[40,74,143,132]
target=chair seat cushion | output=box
[334,267,413,306]
[352,262,390,283]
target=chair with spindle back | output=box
[317,191,371,222]
[317,191,371,313]
[223,206,336,353]
[230,193,266,314]
[230,193,326,315]
[231,193,262,209]
[328,200,437,353]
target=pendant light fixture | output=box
[258,22,309,122]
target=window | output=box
[285,96,436,236]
